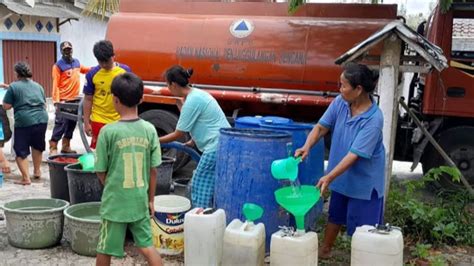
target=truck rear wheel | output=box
[139,109,191,172]
[422,126,474,190]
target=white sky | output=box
[304,0,434,15]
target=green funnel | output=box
[271,156,302,181]
[242,203,263,222]
[274,185,320,231]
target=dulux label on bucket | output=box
[156,212,185,229]
[151,211,186,255]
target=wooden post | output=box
[377,34,401,207]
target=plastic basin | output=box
[64,202,101,257]
[1,198,69,249]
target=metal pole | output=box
[399,98,474,195]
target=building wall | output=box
[59,14,108,68]
[0,6,60,83]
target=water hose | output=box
[77,98,93,154]
[161,141,201,163]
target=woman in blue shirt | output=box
[159,65,230,208]
[295,63,385,259]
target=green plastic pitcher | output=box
[242,203,264,222]
[271,156,302,181]
[78,153,95,171]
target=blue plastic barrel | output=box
[215,128,292,250]
[260,116,293,125]
[234,116,262,129]
[234,116,293,129]
[260,122,325,231]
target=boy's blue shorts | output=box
[328,189,383,236]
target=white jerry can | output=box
[351,224,404,266]
[184,208,226,266]
[270,228,318,266]
[222,219,266,266]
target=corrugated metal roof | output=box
[1,2,79,19]
[335,20,448,72]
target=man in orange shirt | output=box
[50,41,90,155]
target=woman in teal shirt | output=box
[159,65,230,208]
[3,62,48,185]
[296,63,385,259]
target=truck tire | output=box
[139,109,191,172]
[421,126,474,190]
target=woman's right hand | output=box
[295,147,310,161]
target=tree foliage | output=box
[83,0,120,19]
[288,0,466,14]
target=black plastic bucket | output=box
[47,154,82,201]
[65,163,103,205]
[172,177,191,200]
[156,156,175,195]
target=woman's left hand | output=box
[316,175,332,196]
[0,83,8,89]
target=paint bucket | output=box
[151,195,191,255]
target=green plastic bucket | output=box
[1,198,69,249]
[64,202,101,257]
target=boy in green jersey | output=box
[95,72,163,266]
